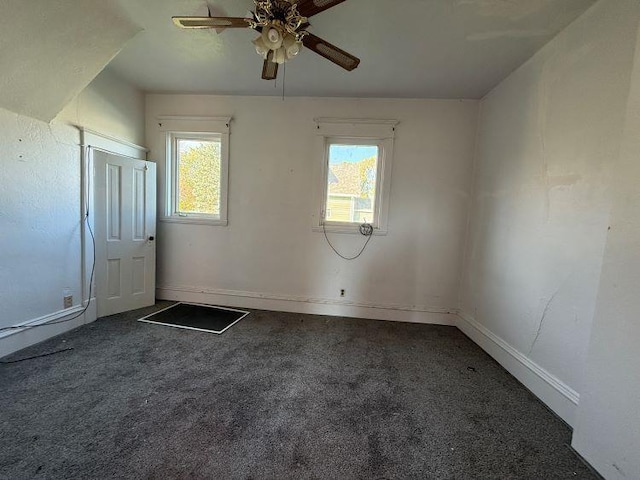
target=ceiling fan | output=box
[173,0,360,80]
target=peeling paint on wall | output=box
[547,174,582,188]
[456,0,551,20]
[529,288,560,354]
[466,29,551,41]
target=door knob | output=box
[148,236,155,241]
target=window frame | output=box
[321,137,384,229]
[159,116,231,226]
[313,118,397,235]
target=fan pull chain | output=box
[282,62,286,101]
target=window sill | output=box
[312,225,388,236]
[160,216,228,226]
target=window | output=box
[324,142,380,224]
[160,116,231,225]
[314,119,397,234]
[172,133,222,217]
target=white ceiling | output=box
[108,0,597,99]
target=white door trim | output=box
[81,130,148,313]
[80,128,153,319]
[80,128,148,159]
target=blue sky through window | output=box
[329,145,378,165]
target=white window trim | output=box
[158,116,231,226]
[313,118,398,235]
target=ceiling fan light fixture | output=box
[262,25,284,49]
[273,46,287,64]
[267,28,281,43]
[283,34,302,58]
[252,36,270,58]
[173,0,361,79]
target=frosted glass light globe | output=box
[268,28,281,43]
[262,25,284,50]
[283,35,301,58]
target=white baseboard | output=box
[156,285,457,326]
[455,310,579,427]
[0,298,97,359]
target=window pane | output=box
[177,138,221,215]
[326,144,378,224]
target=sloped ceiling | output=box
[107,0,597,98]
[0,0,141,122]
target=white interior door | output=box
[94,150,157,317]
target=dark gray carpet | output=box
[0,303,596,479]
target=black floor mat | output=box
[137,303,249,334]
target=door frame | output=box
[80,128,150,318]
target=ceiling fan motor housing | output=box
[269,0,300,20]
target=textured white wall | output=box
[147,95,478,323]
[0,70,145,357]
[572,22,640,480]
[0,109,83,328]
[0,0,140,122]
[458,0,640,425]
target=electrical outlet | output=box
[63,295,73,309]
[340,289,345,297]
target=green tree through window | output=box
[178,139,221,215]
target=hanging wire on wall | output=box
[322,221,374,261]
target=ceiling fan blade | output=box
[172,16,251,29]
[262,51,279,80]
[302,33,360,71]
[295,0,348,18]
